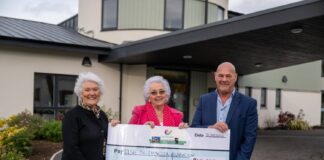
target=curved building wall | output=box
[79,0,228,44]
[118,0,164,30]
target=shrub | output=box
[0,148,24,160]
[0,119,6,129]
[263,118,277,129]
[288,119,311,130]
[278,111,295,128]
[0,110,45,159]
[0,126,32,157]
[287,109,310,130]
[4,129,32,156]
[37,120,62,142]
[6,110,44,138]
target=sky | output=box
[0,0,304,24]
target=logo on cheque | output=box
[164,129,172,135]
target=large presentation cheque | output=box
[106,124,230,160]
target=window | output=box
[153,69,189,122]
[102,0,118,29]
[245,87,252,97]
[207,3,216,23]
[275,89,281,109]
[34,73,77,119]
[322,110,324,125]
[261,88,267,108]
[216,6,225,21]
[321,91,324,125]
[58,15,78,30]
[322,60,324,77]
[165,0,183,30]
[207,3,224,23]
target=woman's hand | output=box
[110,119,120,127]
[144,121,155,128]
[178,122,189,129]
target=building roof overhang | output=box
[100,0,324,75]
[0,36,112,55]
[0,16,114,55]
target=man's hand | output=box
[208,122,228,133]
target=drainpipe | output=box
[119,64,123,121]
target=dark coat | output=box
[191,91,258,160]
[62,105,108,160]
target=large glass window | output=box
[261,88,267,108]
[34,73,77,119]
[275,89,281,109]
[102,0,118,29]
[165,0,183,30]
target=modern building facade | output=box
[0,0,323,128]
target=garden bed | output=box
[27,140,62,160]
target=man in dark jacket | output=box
[191,62,258,160]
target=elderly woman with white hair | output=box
[129,76,188,128]
[62,72,119,160]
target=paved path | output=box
[252,130,324,160]
[52,130,324,160]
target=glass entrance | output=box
[149,69,189,122]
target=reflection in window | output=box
[34,73,77,119]
[34,74,53,107]
[275,89,281,109]
[102,0,118,29]
[57,76,78,107]
[261,88,267,108]
[165,0,183,30]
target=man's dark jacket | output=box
[191,91,258,160]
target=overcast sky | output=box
[0,0,303,24]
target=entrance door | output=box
[151,69,189,122]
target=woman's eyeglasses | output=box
[83,87,99,93]
[150,90,166,96]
